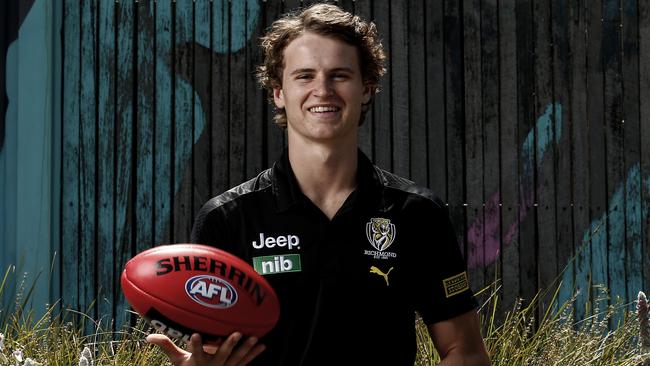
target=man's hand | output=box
[146,332,265,366]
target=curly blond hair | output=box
[256,3,386,129]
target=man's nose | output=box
[312,76,334,96]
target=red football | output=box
[120,243,280,343]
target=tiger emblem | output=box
[366,218,396,251]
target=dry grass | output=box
[1,265,648,365]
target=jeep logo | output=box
[251,232,300,250]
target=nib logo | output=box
[252,254,302,275]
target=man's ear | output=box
[273,88,285,109]
[362,85,372,105]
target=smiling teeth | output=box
[309,106,340,113]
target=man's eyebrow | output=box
[289,67,355,75]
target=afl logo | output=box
[185,275,238,309]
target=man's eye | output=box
[297,75,312,80]
[333,74,348,80]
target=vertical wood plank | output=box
[463,0,484,292]
[62,0,81,313]
[533,0,558,307]
[516,0,538,303]
[640,0,650,292]
[602,0,626,322]
[173,0,194,242]
[551,0,576,312]
[586,0,608,315]
[212,0,230,195]
[97,0,116,326]
[283,0,302,13]
[246,0,264,177]
[425,0,446,196]
[444,0,467,258]
[355,0,373,158]
[408,0,427,186]
[498,0,520,316]
[155,0,173,245]
[193,0,212,217]
[372,0,392,169]
[568,0,590,322]
[390,0,409,177]
[136,1,155,254]
[79,0,97,326]
[114,0,135,326]
[337,0,355,14]
[622,0,643,309]
[263,0,286,167]
[229,0,247,186]
[481,0,500,289]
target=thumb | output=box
[146,334,189,365]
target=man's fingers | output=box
[224,336,265,366]
[213,332,242,365]
[234,343,266,366]
[187,333,207,357]
[146,334,189,365]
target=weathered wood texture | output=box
[59,0,650,324]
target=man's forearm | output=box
[437,349,491,366]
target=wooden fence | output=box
[59,0,650,325]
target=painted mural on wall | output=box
[2,0,649,325]
[1,0,54,316]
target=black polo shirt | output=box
[191,149,477,366]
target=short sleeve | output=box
[409,198,478,325]
[190,200,234,252]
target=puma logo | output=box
[370,266,393,286]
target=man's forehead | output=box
[282,33,360,72]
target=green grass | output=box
[1,265,648,365]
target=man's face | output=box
[273,32,371,143]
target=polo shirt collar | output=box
[271,148,383,213]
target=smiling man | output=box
[147,4,490,366]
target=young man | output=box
[147,4,491,366]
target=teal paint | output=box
[172,0,258,52]
[468,103,563,268]
[79,0,97,327]
[210,0,259,53]
[608,178,627,326]
[154,1,173,245]
[560,163,650,320]
[173,0,196,242]
[1,0,56,318]
[213,0,229,54]
[1,40,18,313]
[61,0,81,312]
[136,2,155,257]
[51,0,63,308]
[114,0,135,327]
[625,163,643,319]
[97,0,116,325]
[521,103,563,178]
[231,0,247,53]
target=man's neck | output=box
[288,138,358,220]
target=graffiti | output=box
[467,103,563,268]
[559,163,650,319]
[1,0,53,317]
[156,0,260,242]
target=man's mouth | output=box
[308,106,341,113]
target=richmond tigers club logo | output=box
[366,218,396,251]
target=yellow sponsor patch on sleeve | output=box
[443,271,469,298]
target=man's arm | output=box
[428,309,491,366]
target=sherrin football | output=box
[120,244,280,344]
